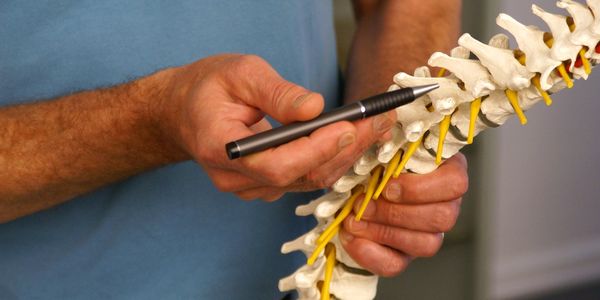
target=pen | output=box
[226,84,439,160]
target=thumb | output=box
[230,55,324,124]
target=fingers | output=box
[343,214,444,258]
[235,121,358,188]
[335,153,466,274]
[204,168,264,192]
[355,110,397,146]
[290,133,361,191]
[235,187,285,202]
[206,166,287,201]
[291,110,396,190]
[338,229,412,277]
[218,109,396,193]
[224,55,324,124]
[248,117,272,133]
[205,108,395,195]
[353,196,462,233]
[382,153,468,204]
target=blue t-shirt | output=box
[0,1,340,299]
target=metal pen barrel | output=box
[226,103,363,159]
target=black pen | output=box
[226,84,439,160]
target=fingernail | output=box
[338,132,356,150]
[385,182,402,202]
[293,93,312,109]
[339,230,354,244]
[348,218,368,232]
[373,114,394,133]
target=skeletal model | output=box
[278,1,600,299]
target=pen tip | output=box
[411,84,440,99]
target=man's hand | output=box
[340,153,468,276]
[158,54,397,201]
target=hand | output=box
[339,153,468,276]
[157,54,397,201]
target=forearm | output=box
[345,0,462,101]
[0,67,186,222]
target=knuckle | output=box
[235,192,256,201]
[455,152,468,167]
[212,178,233,192]
[450,169,469,198]
[432,204,458,232]
[262,193,284,202]
[420,234,443,257]
[270,81,296,113]
[303,171,331,190]
[383,205,402,224]
[380,256,407,277]
[227,55,268,83]
[235,54,266,68]
[377,225,397,243]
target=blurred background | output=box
[333,0,600,299]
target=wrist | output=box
[135,66,191,164]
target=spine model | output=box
[280,1,600,299]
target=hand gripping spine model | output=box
[279,1,600,299]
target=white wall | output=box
[479,1,600,299]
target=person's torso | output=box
[0,1,340,298]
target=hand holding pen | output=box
[226,84,438,159]
[164,54,437,201]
